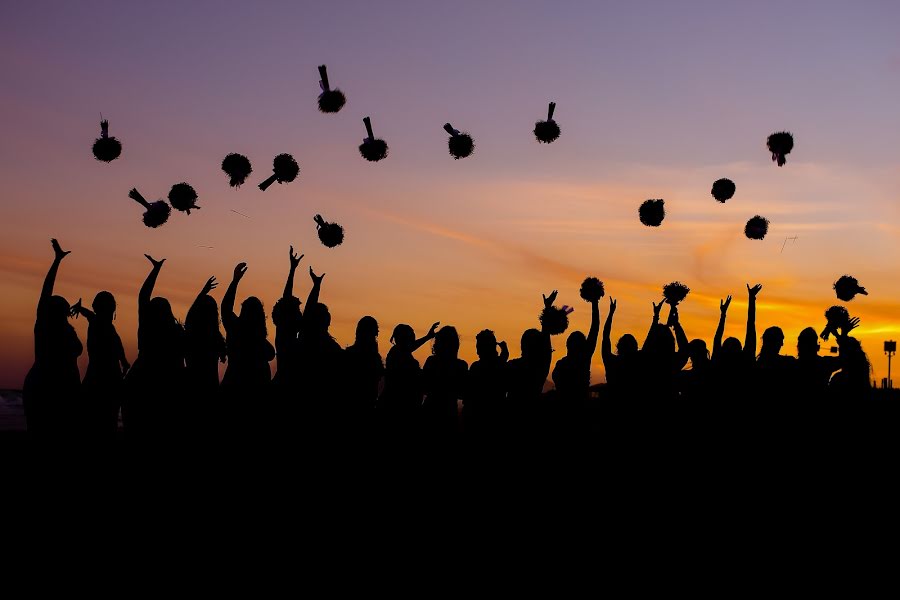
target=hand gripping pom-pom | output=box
[444,123,475,159]
[639,199,665,227]
[745,215,769,240]
[168,182,200,214]
[821,305,850,340]
[92,119,122,162]
[579,277,605,302]
[221,153,253,187]
[317,65,346,114]
[767,131,794,167]
[663,281,690,306]
[314,214,345,248]
[259,153,299,191]
[359,117,389,162]
[711,178,736,203]
[540,305,570,335]
[833,275,868,302]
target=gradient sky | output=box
[2,1,899,389]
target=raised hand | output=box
[144,254,165,269]
[233,262,248,281]
[201,276,218,295]
[720,295,732,314]
[289,245,304,270]
[69,298,82,318]
[309,266,325,284]
[841,317,861,336]
[747,283,762,299]
[543,290,558,308]
[652,299,664,319]
[51,238,71,261]
[667,304,680,327]
[498,340,508,351]
[428,322,441,336]
[609,297,617,314]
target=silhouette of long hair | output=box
[432,325,461,359]
[351,315,379,353]
[185,295,225,356]
[92,118,122,162]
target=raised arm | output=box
[306,267,324,308]
[585,298,601,359]
[498,340,509,363]
[744,284,762,359]
[194,276,218,307]
[643,299,664,348]
[140,254,165,318]
[69,298,95,323]
[411,322,440,353]
[602,297,616,366]
[222,263,247,332]
[669,306,690,371]
[38,239,70,317]
[713,295,731,357]
[283,245,304,299]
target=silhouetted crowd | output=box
[23,239,879,444]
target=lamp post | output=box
[886,341,896,389]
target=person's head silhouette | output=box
[390,324,415,351]
[761,326,785,356]
[476,329,499,360]
[520,328,544,359]
[616,334,638,356]
[148,296,176,329]
[305,303,332,335]
[688,339,710,366]
[565,331,587,357]
[432,326,460,359]
[186,295,220,335]
[92,291,116,321]
[47,295,71,326]
[797,327,820,357]
[240,296,267,338]
[272,295,302,330]
[355,315,379,344]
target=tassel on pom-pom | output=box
[711,178,736,203]
[221,153,253,187]
[314,214,345,248]
[168,182,200,214]
[358,117,389,162]
[259,153,299,191]
[821,305,850,340]
[444,123,475,159]
[745,215,769,240]
[579,277,605,302]
[639,199,665,227]
[540,305,570,335]
[129,188,170,228]
[92,119,122,162]
[317,65,346,113]
[833,275,868,302]
[767,131,794,167]
[663,281,690,306]
[533,102,561,144]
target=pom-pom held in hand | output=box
[168,182,200,214]
[663,281,690,306]
[711,178,736,203]
[639,199,665,227]
[767,131,794,167]
[317,65,346,114]
[221,153,253,187]
[534,102,561,143]
[821,305,850,340]
[579,277,605,302]
[540,305,570,335]
[314,214,345,248]
[834,275,868,302]
[359,117,389,162]
[129,188,170,229]
[744,215,769,240]
[258,153,299,191]
[444,123,475,159]
[92,119,122,162]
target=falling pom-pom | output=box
[221,153,253,187]
[833,275,868,302]
[534,102,561,144]
[540,305,570,335]
[745,215,769,240]
[168,182,200,214]
[359,117,389,162]
[258,153,299,191]
[663,281,690,306]
[444,123,475,159]
[821,305,850,340]
[317,65,346,114]
[92,119,122,162]
[711,178,736,203]
[767,131,794,167]
[314,214,345,248]
[639,199,665,227]
[128,188,170,229]
[579,277,605,302]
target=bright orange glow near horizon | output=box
[2,1,900,389]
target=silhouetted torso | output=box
[24,310,82,436]
[422,355,468,438]
[82,318,126,436]
[465,356,507,440]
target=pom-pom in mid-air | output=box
[314,214,345,248]
[359,117,389,162]
[221,153,253,187]
[540,305,572,335]
[128,188,170,228]
[744,215,770,240]
[833,275,868,302]
[444,123,475,159]
[579,277,605,302]
[821,305,850,340]
[92,118,122,162]
[767,131,794,167]
[711,178,736,203]
[533,102,561,144]
[168,182,200,214]
[663,281,690,306]
[639,199,666,227]
[317,65,346,114]
[259,154,299,191]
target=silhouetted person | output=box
[601,298,640,401]
[344,316,384,435]
[271,247,304,408]
[711,285,761,403]
[23,239,82,439]
[124,254,185,438]
[795,327,840,395]
[220,262,275,434]
[70,291,129,439]
[828,317,871,399]
[637,301,688,401]
[422,326,468,442]
[756,326,796,402]
[551,294,599,434]
[463,329,508,443]
[378,321,439,441]
[677,337,712,402]
[184,276,226,433]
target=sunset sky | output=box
[2,1,899,389]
